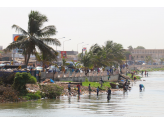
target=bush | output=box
[41,84,64,99]
[0,85,5,95]
[26,93,41,100]
[12,72,37,96]
[85,77,89,82]
[1,86,19,102]
[0,72,15,86]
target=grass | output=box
[82,81,114,90]
[127,73,141,80]
[141,68,164,72]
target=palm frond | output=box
[39,38,61,46]
[12,25,29,36]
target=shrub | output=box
[26,93,41,100]
[0,85,6,95]
[0,72,15,86]
[41,84,64,99]
[85,77,89,82]
[12,72,37,96]
[1,86,19,102]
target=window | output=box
[141,56,144,58]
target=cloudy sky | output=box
[1,1,164,53]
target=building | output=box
[57,51,78,63]
[130,49,164,62]
[0,46,3,50]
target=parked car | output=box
[36,66,43,71]
[48,66,60,73]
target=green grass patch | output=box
[82,81,112,90]
[127,73,141,80]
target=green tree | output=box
[4,11,61,66]
[124,51,131,60]
[35,51,58,71]
[128,45,133,52]
[145,56,153,64]
[12,72,37,95]
[160,58,164,64]
[135,46,145,49]
[79,51,94,71]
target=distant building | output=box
[0,46,3,50]
[57,51,78,62]
[129,49,164,62]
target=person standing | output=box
[97,86,99,96]
[38,71,41,83]
[68,82,71,95]
[131,73,134,79]
[145,71,147,76]
[134,76,136,81]
[77,84,81,95]
[89,84,91,94]
[141,71,143,76]
[107,88,111,100]
[147,72,148,77]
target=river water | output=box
[0,71,164,117]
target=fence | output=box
[41,70,120,82]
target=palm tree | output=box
[4,11,61,66]
[102,41,125,66]
[80,51,93,71]
[35,51,58,71]
[145,56,153,64]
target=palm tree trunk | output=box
[25,53,30,66]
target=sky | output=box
[1,1,164,53]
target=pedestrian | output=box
[38,71,41,83]
[107,69,109,76]
[107,88,111,100]
[89,84,91,94]
[145,71,147,76]
[100,77,104,87]
[147,72,148,77]
[110,67,112,74]
[141,71,143,76]
[77,84,81,95]
[97,86,99,96]
[86,69,89,76]
[68,82,71,95]
[134,76,136,81]
[131,73,133,79]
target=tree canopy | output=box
[4,10,61,66]
[135,46,145,49]
[79,41,125,69]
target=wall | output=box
[41,72,119,82]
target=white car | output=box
[0,64,6,67]
[36,66,43,71]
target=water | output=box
[0,71,164,117]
